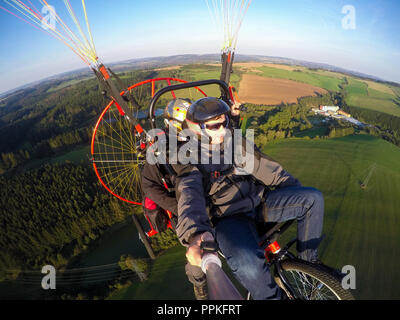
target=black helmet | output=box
[186,97,230,123]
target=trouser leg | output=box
[214,215,281,300]
[263,186,325,262]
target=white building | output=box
[319,105,339,113]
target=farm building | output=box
[319,105,339,113]
[311,105,364,127]
[312,106,351,118]
[338,110,351,117]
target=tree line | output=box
[0,69,168,174]
[342,105,400,147]
[250,93,337,147]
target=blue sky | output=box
[0,0,399,94]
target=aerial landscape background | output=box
[0,0,399,300]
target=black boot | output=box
[193,283,209,300]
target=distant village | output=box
[312,105,365,127]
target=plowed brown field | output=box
[238,74,327,105]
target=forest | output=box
[0,163,139,280]
[343,105,400,147]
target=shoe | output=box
[193,283,209,300]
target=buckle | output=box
[212,171,221,179]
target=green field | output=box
[180,66,241,87]
[292,126,328,138]
[391,86,400,98]
[345,78,369,96]
[178,66,241,98]
[255,66,343,92]
[107,245,193,300]
[263,134,400,299]
[107,241,247,300]
[20,144,91,173]
[47,77,93,93]
[0,220,149,299]
[346,94,400,117]
[344,78,400,117]
[106,134,400,300]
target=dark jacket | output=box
[141,162,177,215]
[172,132,301,246]
[140,112,241,215]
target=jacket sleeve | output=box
[241,137,302,188]
[172,164,214,247]
[141,163,178,215]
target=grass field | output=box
[363,80,396,95]
[391,86,400,98]
[106,134,400,300]
[262,134,400,299]
[312,69,347,80]
[0,220,149,299]
[292,126,328,138]
[255,65,343,92]
[346,95,400,117]
[20,144,91,173]
[47,77,92,93]
[79,222,149,268]
[344,78,400,117]
[107,242,247,300]
[345,78,368,96]
[107,245,193,300]
[178,66,241,98]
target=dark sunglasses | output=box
[201,116,230,131]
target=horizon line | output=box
[1,53,399,97]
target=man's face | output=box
[203,114,228,145]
